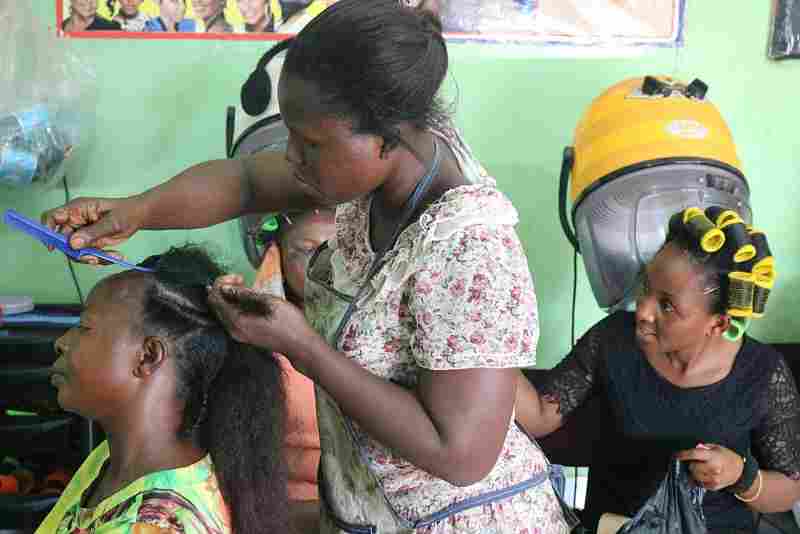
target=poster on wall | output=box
[769,0,800,59]
[58,0,686,46]
[58,0,327,38]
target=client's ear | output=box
[708,313,731,338]
[134,337,168,378]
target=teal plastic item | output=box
[723,317,751,342]
[261,215,280,233]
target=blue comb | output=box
[3,209,155,273]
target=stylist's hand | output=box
[207,274,321,366]
[676,443,744,491]
[41,197,143,261]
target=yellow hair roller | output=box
[712,209,742,228]
[705,207,755,263]
[751,277,773,319]
[727,271,755,318]
[683,207,725,253]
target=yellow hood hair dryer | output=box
[559,76,752,311]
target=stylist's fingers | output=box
[207,287,244,338]
[69,215,124,250]
[77,256,100,266]
[41,205,76,251]
[207,285,276,342]
[212,274,246,290]
[42,199,105,238]
[93,236,131,250]
[60,223,127,249]
[42,206,69,229]
[76,250,125,266]
[220,286,274,317]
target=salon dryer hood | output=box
[225,109,290,268]
[560,76,752,312]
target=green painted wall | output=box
[2,2,798,367]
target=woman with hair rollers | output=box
[36,245,288,533]
[516,207,800,534]
[42,1,571,531]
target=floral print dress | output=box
[307,127,571,534]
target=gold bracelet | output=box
[734,470,763,503]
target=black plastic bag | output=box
[618,459,707,534]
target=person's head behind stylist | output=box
[277,209,335,306]
[277,0,449,206]
[48,245,288,533]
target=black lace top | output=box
[537,312,800,532]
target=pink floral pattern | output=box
[418,484,569,534]
[409,222,539,370]
[315,129,568,533]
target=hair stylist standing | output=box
[43,2,570,532]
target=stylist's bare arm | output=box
[41,151,319,260]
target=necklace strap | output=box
[331,138,441,343]
[378,137,441,257]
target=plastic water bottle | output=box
[0,147,38,185]
[514,0,536,14]
[0,106,50,143]
[0,114,23,142]
[0,106,63,186]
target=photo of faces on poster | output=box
[60,0,326,35]
[60,0,685,45]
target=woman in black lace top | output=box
[516,207,800,533]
